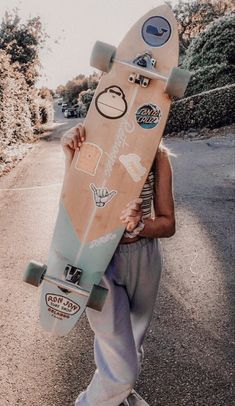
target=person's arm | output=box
[121,150,175,238]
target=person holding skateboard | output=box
[61,122,175,406]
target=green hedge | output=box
[165,84,235,134]
[185,63,235,97]
[182,14,235,70]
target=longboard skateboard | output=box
[24,4,191,336]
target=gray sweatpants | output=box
[75,237,162,406]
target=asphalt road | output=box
[0,104,234,406]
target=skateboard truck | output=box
[24,260,108,312]
[59,264,83,294]
[113,56,191,96]
[90,41,191,98]
[128,52,156,88]
[114,54,168,87]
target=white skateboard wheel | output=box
[165,67,191,98]
[90,41,116,73]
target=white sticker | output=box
[75,142,102,176]
[104,118,135,178]
[119,154,147,182]
[89,232,117,249]
[90,183,117,208]
[46,294,80,316]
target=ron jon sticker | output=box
[136,104,161,129]
[46,293,80,316]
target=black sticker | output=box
[95,86,128,119]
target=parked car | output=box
[64,107,78,118]
[61,102,68,112]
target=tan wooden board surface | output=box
[62,4,179,242]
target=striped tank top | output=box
[140,169,155,219]
[124,168,155,238]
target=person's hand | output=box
[61,123,86,163]
[120,198,143,232]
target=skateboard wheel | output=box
[23,261,47,287]
[164,67,191,98]
[86,284,108,311]
[90,41,116,73]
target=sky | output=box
[0,0,178,90]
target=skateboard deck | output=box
[24,4,190,335]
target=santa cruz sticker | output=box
[142,16,171,47]
[136,104,161,129]
[46,293,80,316]
[95,86,127,119]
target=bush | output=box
[78,89,95,115]
[38,98,54,124]
[182,14,235,70]
[0,50,34,151]
[165,84,235,134]
[185,63,235,96]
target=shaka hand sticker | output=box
[90,184,117,208]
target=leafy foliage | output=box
[182,14,235,70]
[0,50,34,160]
[78,89,96,115]
[185,63,235,96]
[165,84,235,134]
[56,72,99,105]
[171,0,234,58]
[0,11,45,86]
[0,11,52,159]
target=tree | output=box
[182,14,235,70]
[39,87,53,100]
[0,11,45,86]
[0,50,34,151]
[171,0,234,57]
[56,72,99,104]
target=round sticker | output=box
[142,16,171,47]
[136,104,161,129]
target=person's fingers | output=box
[72,134,78,149]
[63,144,72,154]
[120,205,142,219]
[63,144,75,161]
[120,209,139,219]
[126,198,142,208]
[68,138,75,150]
[120,214,141,226]
[76,123,86,142]
[126,222,135,232]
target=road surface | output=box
[0,104,234,406]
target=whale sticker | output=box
[142,16,171,47]
[95,86,128,119]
